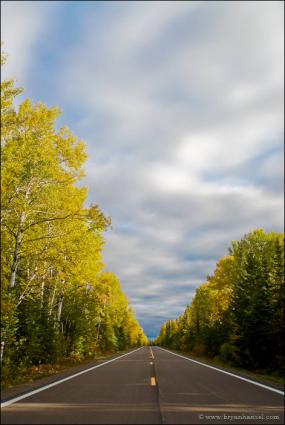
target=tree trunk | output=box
[9,212,26,289]
[40,274,46,310]
[57,295,63,323]
[57,280,65,324]
[48,270,57,323]
[48,285,57,319]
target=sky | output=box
[1,1,284,338]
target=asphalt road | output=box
[1,346,284,424]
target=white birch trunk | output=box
[10,212,26,289]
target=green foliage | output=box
[1,54,147,384]
[155,230,284,374]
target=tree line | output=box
[1,53,147,383]
[155,229,284,374]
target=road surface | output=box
[1,346,284,424]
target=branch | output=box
[0,222,17,238]
[23,212,79,232]
[23,234,60,243]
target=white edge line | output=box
[1,347,144,408]
[156,346,284,396]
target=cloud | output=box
[1,1,58,84]
[2,1,283,337]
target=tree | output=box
[1,52,147,381]
[156,229,284,374]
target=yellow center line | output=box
[149,347,154,359]
[150,376,156,386]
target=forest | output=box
[155,229,284,375]
[1,52,148,386]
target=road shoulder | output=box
[1,349,136,403]
[156,347,284,392]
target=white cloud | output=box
[2,1,283,336]
[1,1,57,83]
[102,1,199,56]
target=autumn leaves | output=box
[1,53,147,383]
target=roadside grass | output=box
[1,350,130,390]
[163,348,284,387]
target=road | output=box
[1,346,284,424]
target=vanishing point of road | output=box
[1,346,284,424]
